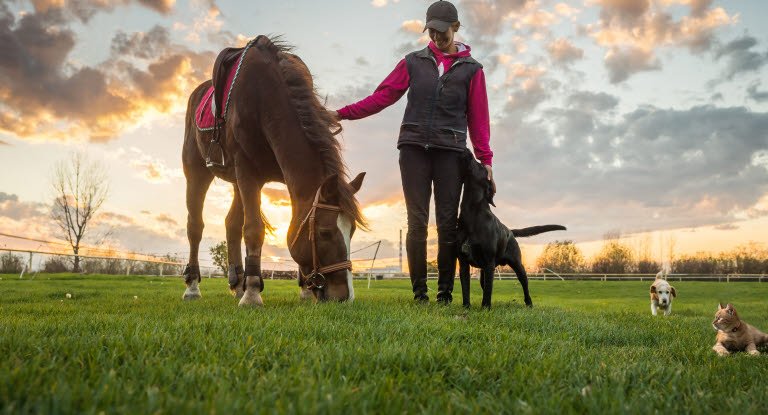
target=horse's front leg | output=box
[183,168,213,300]
[235,170,266,307]
[226,184,245,299]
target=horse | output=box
[181,35,367,305]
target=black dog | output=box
[457,150,566,308]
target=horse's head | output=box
[293,172,365,302]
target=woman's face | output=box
[428,22,459,53]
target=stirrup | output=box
[205,128,226,170]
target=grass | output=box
[1,274,767,414]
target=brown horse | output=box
[181,36,367,305]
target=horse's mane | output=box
[256,36,368,230]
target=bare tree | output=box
[50,152,109,272]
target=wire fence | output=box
[353,271,768,283]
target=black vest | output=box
[397,46,483,152]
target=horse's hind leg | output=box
[226,185,245,298]
[183,168,214,300]
[235,171,266,307]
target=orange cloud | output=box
[586,0,737,82]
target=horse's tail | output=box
[511,225,566,238]
[261,211,275,236]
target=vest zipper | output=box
[422,55,469,151]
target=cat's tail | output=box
[511,225,566,238]
[760,332,768,346]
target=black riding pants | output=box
[399,145,463,300]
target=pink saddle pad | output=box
[195,53,243,131]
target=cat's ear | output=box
[670,286,676,298]
[719,302,726,310]
[726,303,734,314]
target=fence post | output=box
[160,264,164,277]
[727,274,729,283]
[28,252,33,273]
[126,261,131,276]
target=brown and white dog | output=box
[650,271,677,316]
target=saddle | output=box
[196,39,256,170]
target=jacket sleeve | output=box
[466,68,493,166]
[337,59,409,120]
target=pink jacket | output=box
[337,41,493,166]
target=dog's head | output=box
[462,149,495,207]
[650,279,676,307]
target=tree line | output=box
[534,236,768,275]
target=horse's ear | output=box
[319,174,340,203]
[349,172,365,194]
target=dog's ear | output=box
[485,179,495,207]
[650,285,656,294]
[670,286,676,298]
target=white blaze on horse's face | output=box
[337,213,354,301]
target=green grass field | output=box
[1,274,767,414]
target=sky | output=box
[0,0,767,271]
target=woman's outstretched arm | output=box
[336,59,410,120]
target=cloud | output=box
[458,0,532,50]
[547,38,584,64]
[0,193,47,221]
[553,2,580,18]
[566,91,619,112]
[371,0,387,7]
[586,0,737,82]
[0,3,214,143]
[714,223,738,230]
[30,0,176,23]
[490,102,768,240]
[355,56,369,66]
[604,46,661,83]
[714,35,768,81]
[747,82,768,103]
[400,19,423,34]
[154,213,179,226]
[111,25,171,59]
[262,188,290,206]
[129,148,183,183]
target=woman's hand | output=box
[484,165,496,195]
[327,110,339,122]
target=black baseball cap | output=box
[423,1,458,33]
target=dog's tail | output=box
[655,271,664,280]
[511,225,566,237]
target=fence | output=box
[352,271,768,283]
[0,248,218,278]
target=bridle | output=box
[289,186,353,290]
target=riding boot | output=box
[406,237,428,301]
[436,242,457,303]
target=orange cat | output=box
[712,303,768,356]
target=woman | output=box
[330,0,495,303]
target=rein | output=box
[289,186,352,290]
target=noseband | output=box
[289,187,352,290]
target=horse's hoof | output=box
[231,286,245,300]
[238,291,263,307]
[183,290,202,300]
[183,281,202,300]
[299,286,314,301]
